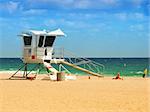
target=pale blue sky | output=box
[0,0,149,57]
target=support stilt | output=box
[23,63,27,78]
[59,64,71,74]
[25,63,41,77]
[9,63,41,80]
[9,64,26,79]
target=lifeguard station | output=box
[9,28,104,80]
[21,29,65,63]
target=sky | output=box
[0,0,149,58]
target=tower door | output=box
[37,48,45,59]
[44,47,53,60]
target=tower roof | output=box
[21,28,66,37]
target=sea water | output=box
[0,58,149,77]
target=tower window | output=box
[38,36,44,47]
[44,36,56,47]
[23,36,32,46]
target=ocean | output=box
[0,58,149,77]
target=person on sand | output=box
[143,68,148,78]
[112,72,123,80]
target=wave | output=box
[135,71,143,74]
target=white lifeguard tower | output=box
[22,29,65,63]
[9,28,104,80]
[9,29,66,80]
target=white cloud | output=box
[22,0,146,10]
[65,13,99,20]
[23,9,47,15]
[45,19,75,27]
[72,0,119,9]
[115,12,146,21]
[74,0,91,9]
[44,19,57,27]
[44,17,112,32]
[8,1,19,13]
[128,12,146,21]
[0,1,20,13]
[54,0,74,5]
[27,0,74,5]
[132,0,143,8]
[100,0,118,5]
[130,24,144,31]
[115,13,127,20]
[133,13,144,19]
[27,0,119,9]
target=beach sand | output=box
[0,73,150,112]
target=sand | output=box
[0,73,150,112]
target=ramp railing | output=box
[52,48,105,76]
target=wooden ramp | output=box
[60,61,104,77]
